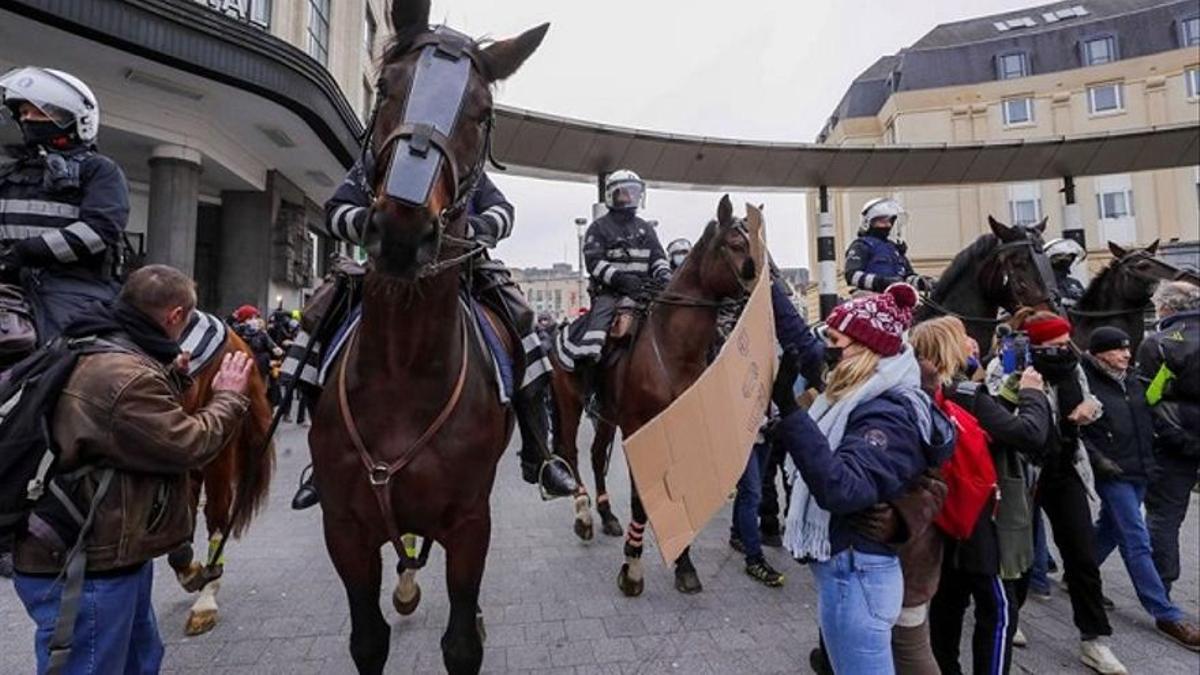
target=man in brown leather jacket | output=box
[11,264,252,675]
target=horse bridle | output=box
[652,218,755,310]
[925,236,1058,325]
[1067,249,1183,319]
[361,27,502,278]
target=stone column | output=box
[146,145,202,275]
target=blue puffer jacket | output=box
[775,388,956,556]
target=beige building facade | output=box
[809,0,1200,283]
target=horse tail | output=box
[221,330,275,538]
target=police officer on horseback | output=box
[556,170,671,373]
[667,237,692,272]
[843,197,932,295]
[0,67,129,346]
[1044,237,1087,309]
[289,160,576,508]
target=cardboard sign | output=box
[622,204,775,564]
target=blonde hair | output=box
[825,348,881,403]
[911,317,969,385]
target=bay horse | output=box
[1070,240,1199,351]
[913,215,1059,352]
[166,322,274,636]
[551,195,758,595]
[307,3,548,673]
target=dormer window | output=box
[1082,36,1118,66]
[1182,16,1200,47]
[997,52,1029,80]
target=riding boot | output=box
[291,464,319,510]
[514,381,577,499]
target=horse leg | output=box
[392,534,422,615]
[441,513,491,675]
[183,468,233,635]
[617,478,646,597]
[673,546,702,595]
[553,369,594,541]
[325,521,389,675]
[592,421,623,537]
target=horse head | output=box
[1102,240,1182,303]
[982,215,1056,312]
[685,195,758,300]
[362,0,548,280]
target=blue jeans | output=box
[13,562,163,675]
[812,549,903,675]
[731,443,770,562]
[1094,479,1185,623]
[1029,507,1051,593]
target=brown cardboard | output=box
[622,204,776,564]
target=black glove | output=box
[1091,452,1124,481]
[611,274,641,296]
[772,348,801,416]
[906,274,934,293]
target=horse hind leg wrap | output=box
[623,521,645,558]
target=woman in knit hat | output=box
[771,283,955,674]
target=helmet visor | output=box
[607,181,644,210]
[0,68,86,129]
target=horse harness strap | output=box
[335,320,470,570]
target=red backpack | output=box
[932,388,997,540]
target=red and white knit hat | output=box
[826,283,919,357]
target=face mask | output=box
[19,120,67,148]
[670,254,687,269]
[1031,345,1078,380]
[823,345,844,370]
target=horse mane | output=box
[1077,258,1119,309]
[930,233,998,302]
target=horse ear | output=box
[1146,239,1160,255]
[389,0,430,33]
[717,195,734,227]
[1108,241,1127,258]
[480,23,550,82]
[1033,216,1048,234]
[988,215,1012,240]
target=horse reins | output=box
[922,236,1057,325]
[335,321,469,570]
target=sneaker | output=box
[1030,585,1052,601]
[1080,639,1128,675]
[745,558,784,587]
[1156,619,1200,652]
[728,536,745,554]
[1012,627,1027,648]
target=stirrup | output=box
[537,456,577,501]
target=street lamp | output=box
[574,217,588,281]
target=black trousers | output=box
[930,567,1019,675]
[1145,452,1200,593]
[1034,462,1112,639]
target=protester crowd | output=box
[1,62,1197,675]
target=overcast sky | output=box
[421,0,1040,269]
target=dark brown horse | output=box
[551,196,758,595]
[167,328,274,636]
[913,215,1058,352]
[1070,240,1199,350]
[307,3,548,673]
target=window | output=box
[554,289,563,310]
[306,0,331,66]
[1181,16,1200,46]
[1007,183,1042,226]
[1088,82,1124,114]
[1003,97,1034,125]
[1187,67,1200,99]
[1097,191,1133,219]
[1082,36,1117,66]
[364,7,377,59]
[1095,174,1137,243]
[249,0,271,28]
[997,52,1029,80]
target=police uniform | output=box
[1054,267,1086,308]
[556,210,670,370]
[0,145,129,343]
[842,230,916,294]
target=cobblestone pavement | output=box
[3,421,1198,674]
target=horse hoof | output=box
[600,513,624,537]
[573,517,594,541]
[393,582,422,616]
[184,609,217,636]
[617,564,644,598]
[674,568,703,595]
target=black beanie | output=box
[1088,326,1131,354]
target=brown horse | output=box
[306,3,548,674]
[552,196,758,594]
[167,327,274,636]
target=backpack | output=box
[932,386,997,540]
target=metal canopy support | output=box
[1060,174,1089,284]
[817,185,838,320]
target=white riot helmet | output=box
[1043,238,1087,265]
[604,169,645,211]
[667,237,692,270]
[859,197,908,235]
[0,66,100,143]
